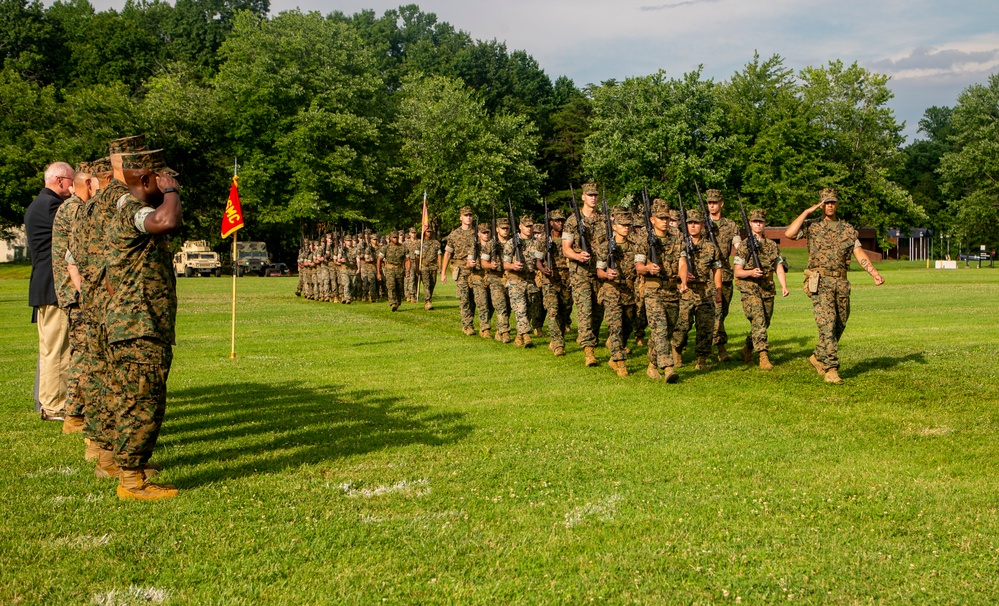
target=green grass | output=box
[1,266,998,604]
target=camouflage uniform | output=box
[596,212,639,364]
[673,227,723,359]
[734,229,785,353]
[359,238,377,302]
[503,219,536,339]
[444,221,477,332]
[797,207,861,372]
[52,194,85,417]
[635,204,683,371]
[628,226,648,345]
[337,240,356,303]
[103,151,178,469]
[534,215,572,350]
[563,206,605,348]
[471,227,510,337]
[295,245,306,296]
[315,239,332,302]
[404,231,419,302]
[413,237,441,304]
[709,207,739,350]
[379,235,409,308]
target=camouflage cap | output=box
[612,208,634,226]
[519,215,534,227]
[581,182,599,195]
[669,209,680,221]
[459,205,474,216]
[685,209,704,223]
[119,149,178,176]
[496,217,511,227]
[750,209,767,222]
[91,157,112,173]
[820,188,839,203]
[408,227,417,235]
[706,189,723,203]
[75,161,93,175]
[548,209,566,221]
[651,200,670,218]
[109,135,146,155]
[389,230,400,239]
[478,222,492,233]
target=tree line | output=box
[2,0,996,261]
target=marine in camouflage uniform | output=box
[635,199,683,382]
[704,189,740,361]
[102,148,182,500]
[673,209,724,371]
[315,235,332,302]
[378,231,409,311]
[414,229,441,310]
[503,216,537,347]
[358,233,378,302]
[295,242,306,296]
[786,188,884,383]
[337,235,356,303]
[440,206,478,335]
[734,209,790,370]
[628,221,648,348]
[562,182,605,366]
[404,228,419,302]
[534,210,572,356]
[596,208,639,376]
[468,222,497,337]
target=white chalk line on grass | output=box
[337,478,430,498]
[564,493,624,528]
[91,585,169,605]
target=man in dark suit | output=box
[25,162,75,420]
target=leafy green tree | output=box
[396,74,541,225]
[541,77,592,200]
[939,73,999,252]
[895,106,953,234]
[0,0,62,84]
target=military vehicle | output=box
[174,240,221,277]
[235,241,272,276]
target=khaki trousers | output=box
[34,304,70,416]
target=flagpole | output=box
[230,229,237,359]
[417,192,426,302]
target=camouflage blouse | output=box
[634,231,683,298]
[797,218,860,274]
[444,226,476,264]
[562,211,605,275]
[51,195,82,308]
[679,239,722,285]
[379,243,409,267]
[734,236,784,298]
[710,216,740,281]
[411,239,441,270]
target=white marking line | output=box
[47,534,112,550]
[25,466,77,478]
[564,494,623,528]
[339,479,430,498]
[92,586,169,605]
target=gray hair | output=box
[43,162,74,185]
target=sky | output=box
[100,0,999,142]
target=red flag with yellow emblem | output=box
[221,175,244,238]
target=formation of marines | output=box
[430,183,884,383]
[51,135,182,501]
[297,227,442,311]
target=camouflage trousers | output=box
[108,338,173,469]
[384,266,404,307]
[301,268,313,299]
[644,287,680,370]
[360,265,377,301]
[714,280,733,346]
[599,284,636,362]
[470,272,508,334]
[296,271,304,296]
[455,266,476,331]
[330,267,340,301]
[739,288,775,352]
[65,306,88,417]
[808,275,850,371]
[405,265,418,300]
[526,282,544,331]
[506,276,532,336]
[570,271,603,348]
[634,295,647,342]
[82,321,114,449]
[419,268,437,302]
[673,285,717,357]
[338,267,355,302]
[316,265,332,300]
[541,279,572,347]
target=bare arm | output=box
[143,174,183,235]
[68,264,82,292]
[776,262,789,297]
[853,247,885,285]
[785,203,823,240]
[678,257,689,293]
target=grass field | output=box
[1,263,998,604]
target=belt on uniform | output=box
[384,263,400,268]
[809,268,847,279]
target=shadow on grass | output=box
[842,351,927,378]
[160,382,473,487]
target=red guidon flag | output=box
[221,175,244,238]
[421,192,429,233]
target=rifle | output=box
[543,198,554,271]
[568,184,590,256]
[694,183,720,253]
[736,194,762,271]
[677,193,698,280]
[472,214,480,267]
[602,191,616,273]
[508,198,525,265]
[491,204,501,264]
[641,186,660,266]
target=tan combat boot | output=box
[609,360,629,377]
[808,354,825,375]
[84,438,101,462]
[500,332,512,344]
[717,343,730,362]
[741,345,753,364]
[824,368,843,384]
[646,363,662,379]
[463,327,475,336]
[522,334,533,348]
[553,345,565,357]
[94,448,119,479]
[663,367,679,384]
[695,356,708,371]
[424,301,433,310]
[672,346,683,368]
[584,347,598,367]
[480,328,492,339]
[759,351,773,371]
[62,415,84,434]
[515,334,524,347]
[116,468,178,501]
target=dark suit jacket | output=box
[25,187,64,307]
